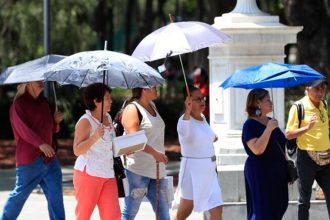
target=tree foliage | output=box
[0,0,97,69]
[284,0,330,76]
[0,0,329,139]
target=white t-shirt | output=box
[177,115,216,157]
[125,101,166,179]
[74,110,116,178]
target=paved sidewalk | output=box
[0,167,159,219]
[0,191,157,220]
[0,166,204,220]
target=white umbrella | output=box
[132,21,229,62]
[132,21,229,94]
[0,54,65,85]
[0,54,66,110]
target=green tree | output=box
[284,0,330,77]
[0,0,98,69]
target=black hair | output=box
[83,83,112,111]
[182,84,200,99]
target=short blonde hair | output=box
[14,83,27,101]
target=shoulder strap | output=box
[322,100,328,109]
[294,101,304,128]
[130,102,143,124]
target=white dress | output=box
[174,115,223,212]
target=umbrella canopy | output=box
[132,21,230,62]
[220,63,325,89]
[0,54,65,85]
[45,50,165,88]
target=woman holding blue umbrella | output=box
[242,89,288,220]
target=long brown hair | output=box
[124,88,143,106]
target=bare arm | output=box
[73,119,104,156]
[286,115,317,139]
[246,119,278,155]
[183,96,192,120]
[122,104,168,163]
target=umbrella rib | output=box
[152,75,162,86]
[57,68,80,86]
[120,71,129,88]
[80,69,90,87]
[138,73,151,88]
[45,70,56,82]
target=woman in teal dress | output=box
[242,89,288,220]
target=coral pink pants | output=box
[73,169,121,220]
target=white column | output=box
[209,0,302,166]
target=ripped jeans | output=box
[121,169,170,220]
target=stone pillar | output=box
[209,0,302,167]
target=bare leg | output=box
[173,198,193,220]
[209,205,223,220]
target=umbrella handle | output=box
[271,88,275,118]
[178,54,190,97]
[52,82,58,112]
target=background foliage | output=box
[0,0,329,139]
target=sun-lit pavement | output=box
[0,191,158,220]
[0,164,204,220]
[0,167,162,220]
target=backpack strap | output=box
[294,100,327,128]
[130,102,143,124]
[322,100,328,109]
[294,101,304,128]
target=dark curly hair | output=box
[83,83,112,111]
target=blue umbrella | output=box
[220,63,325,89]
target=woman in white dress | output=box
[174,85,223,220]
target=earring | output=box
[255,106,261,117]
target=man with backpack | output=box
[286,79,330,220]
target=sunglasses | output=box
[192,96,206,103]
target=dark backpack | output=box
[113,101,143,137]
[286,100,327,156]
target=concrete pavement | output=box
[0,165,205,220]
[0,167,163,220]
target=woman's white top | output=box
[74,110,116,178]
[174,114,223,212]
[177,115,215,158]
[125,101,166,179]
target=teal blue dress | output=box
[242,118,288,220]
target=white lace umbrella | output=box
[45,50,164,88]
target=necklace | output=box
[87,111,114,131]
